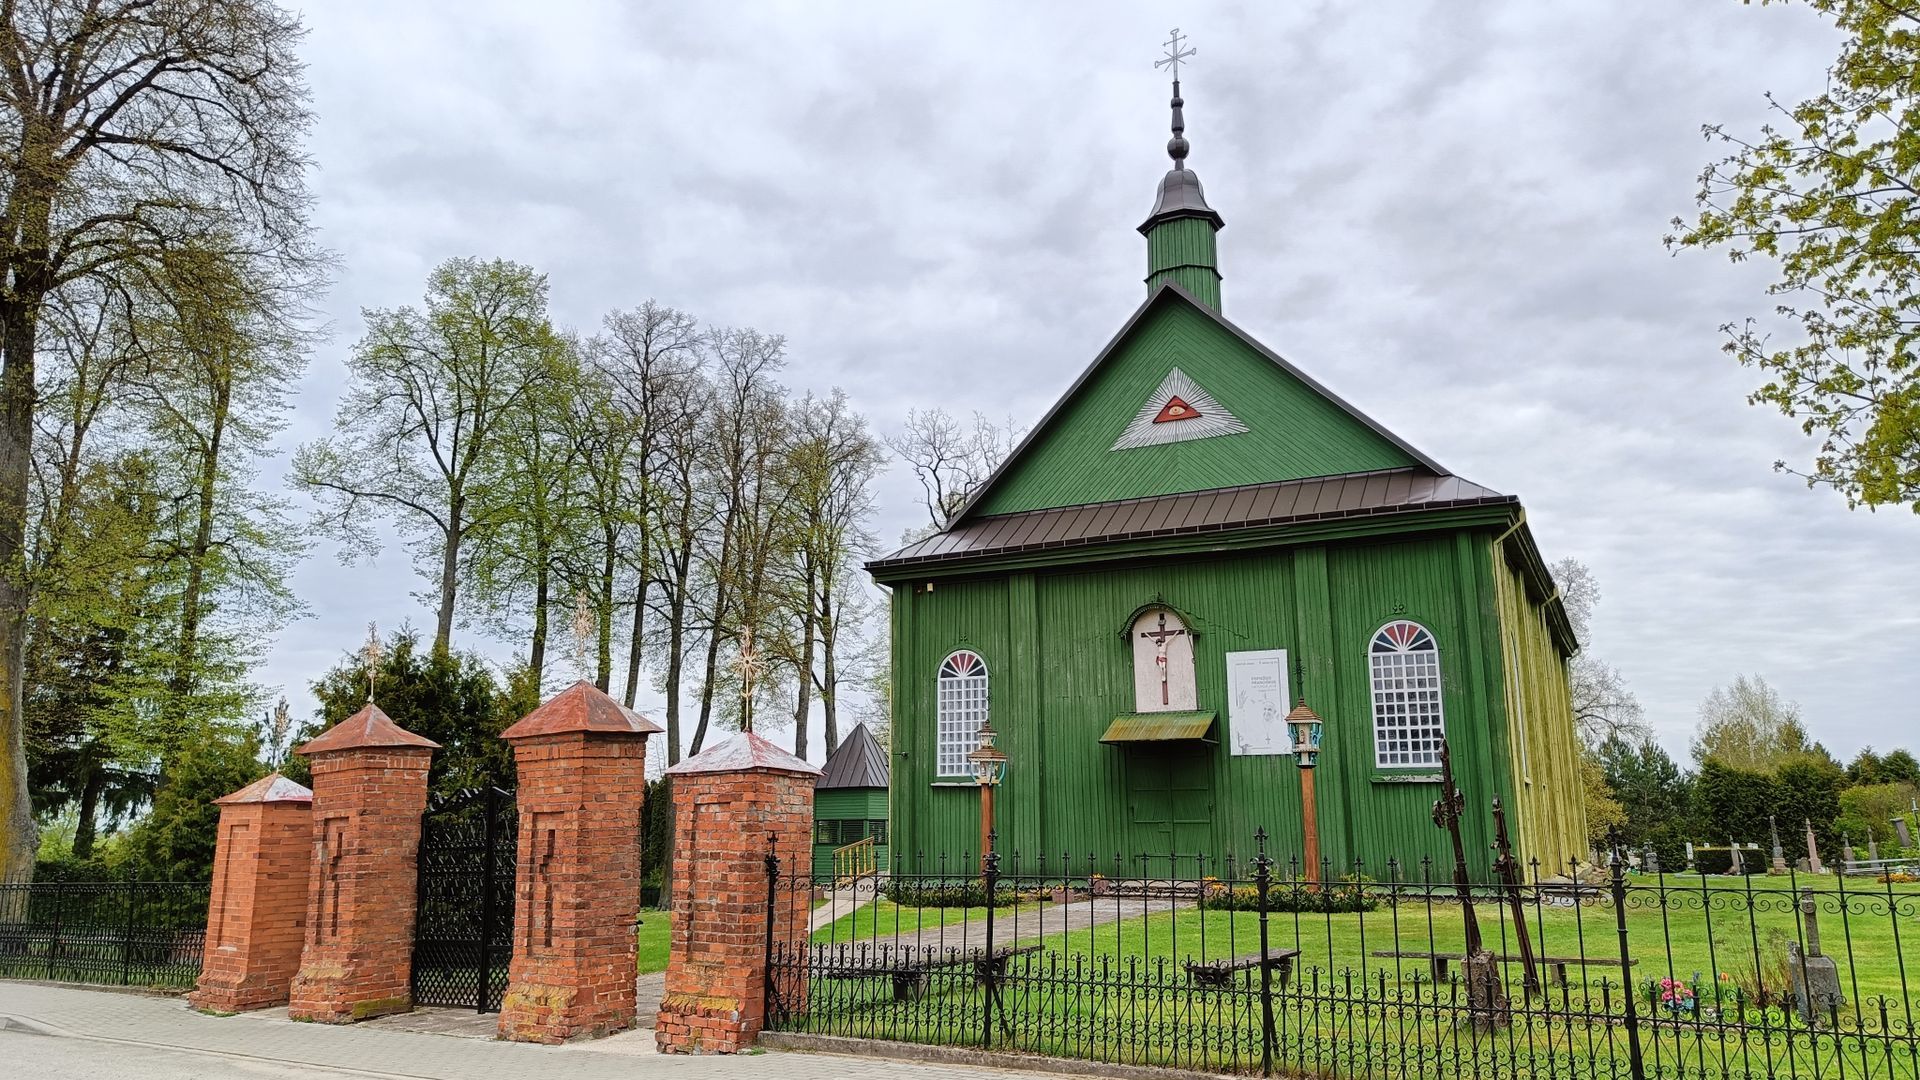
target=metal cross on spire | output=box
[1156,28,1195,82]
[360,622,383,703]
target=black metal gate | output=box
[412,786,516,1012]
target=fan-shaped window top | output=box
[1369,621,1444,768]
[937,650,989,778]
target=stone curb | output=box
[755,1032,1230,1080]
[1,979,187,999]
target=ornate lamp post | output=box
[968,722,1009,869]
[1285,699,1326,887]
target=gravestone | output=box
[1789,888,1844,1025]
[1895,817,1915,849]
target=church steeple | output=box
[1140,30,1224,311]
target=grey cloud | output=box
[264,0,1919,760]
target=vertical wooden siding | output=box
[813,787,889,878]
[890,532,1532,877]
[970,299,1418,517]
[1492,553,1590,870]
[1145,217,1222,310]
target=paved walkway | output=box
[811,874,883,932]
[814,895,1190,957]
[0,982,1076,1079]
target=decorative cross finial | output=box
[360,622,383,703]
[1156,28,1195,82]
[569,589,596,680]
[733,627,767,733]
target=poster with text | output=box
[1226,649,1291,755]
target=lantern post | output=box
[968,722,1009,873]
[1285,699,1326,888]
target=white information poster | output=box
[1226,649,1291,756]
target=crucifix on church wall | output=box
[1131,608,1197,713]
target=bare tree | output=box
[1548,557,1650,748]
[589,301,700,707]
[887,408,1020,530]
[646,366,707,765]
[686,327,786,755]
[0,0,319,882]
[780,389,883,757]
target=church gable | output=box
[967,287,1437,519]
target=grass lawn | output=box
[1044,874,1920,1002]
[777,874,1920,1078]
[636,909,671,974]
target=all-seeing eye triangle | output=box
[1110,367,1249,451]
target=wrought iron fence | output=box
[0,879,210,990]
[767,832,1920,1079]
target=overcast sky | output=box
[263,1,1918,765]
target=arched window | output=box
[937,650,990,778]
[1370,621,1445,768]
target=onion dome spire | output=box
[1141,29,1224,310]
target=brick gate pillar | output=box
[495,680,662,1043]
[655,731,820,1055]
[287,703,438,1023]
[189,773,313,1013]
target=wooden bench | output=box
[1183,948,1301,990]
[1371,949,1637,988]
[819,943,1043,1003]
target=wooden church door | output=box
[1125,746,1213,867]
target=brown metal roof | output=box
[817,722,890,790]
[868,468,1513,575]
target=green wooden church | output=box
[866,73,1588,877]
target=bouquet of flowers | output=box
[1655,976,1698,1017]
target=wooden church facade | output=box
[869,79,1587,878]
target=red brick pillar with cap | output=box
[189,773,313,1013]
[287,703,438,1023]
[655,731,820,1055]
[495,680,661,1043]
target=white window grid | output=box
[937,653,989,778]
[1370,627,1445,768]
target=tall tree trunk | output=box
[624,565,647,708]
[819,561,840,753]
[0,181,55,884]
[161,379,230,776]
[71,760,104,861]
[434,505,463,657]
[792,559,816,760]
[690,624,722,755]
[664,571,687,764]
[596,526,616,691]
[529,553,550,678]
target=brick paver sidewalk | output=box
[0,982,1059,1079]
